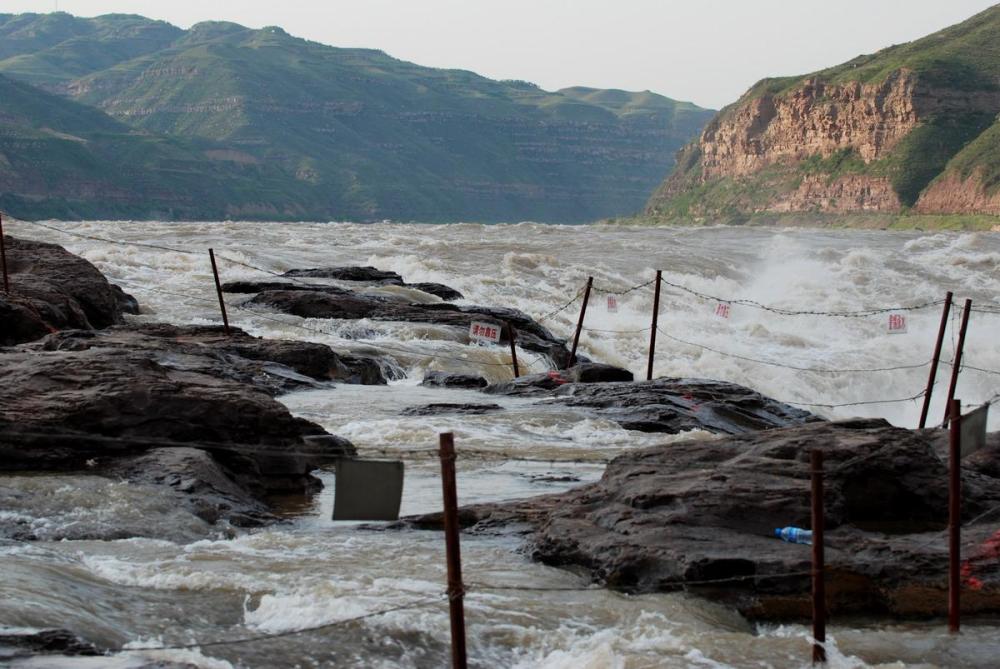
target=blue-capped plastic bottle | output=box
[775,527,813,545]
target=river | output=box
[2,221,999,668]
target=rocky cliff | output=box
[647,6,1000,222]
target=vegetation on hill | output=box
[0,13,713,223]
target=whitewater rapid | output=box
[2,220,999,668]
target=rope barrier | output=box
[589,277,657,297]
[118,595,445,652]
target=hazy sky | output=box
[2,0,998,108]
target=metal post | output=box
[208,248,231,336]
[506,322,520,378]
[569,277,593,367]
[646,270,662,381]
[439,433,468,669]
[949,399,962,634]
[811,449,826,665]
[919,293,953,428]
[942,299,972,427]
[0,211,9,294]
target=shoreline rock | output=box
[407,419,1000,620]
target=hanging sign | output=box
[332,459,405,521]
[714,303,731,319]
[887,313,908,334]
[960,403,990,459]
[469,321,501,344]
[606,296,618,313]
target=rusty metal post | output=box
[919,293,952,428]
[506,322,520,378]
[208,248,231,336]
[811,449,827,664]
[568,277,593,367]
[949,399,962,634]
[0,211,9,293]
[439,433,468,669]
[942,299,972,427]
[646,270,662,381]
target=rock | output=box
[284,266,405,284]
[221,280,351,295]
[421,371,488,389]
[0,347,355,495]
[411,419,1000,620]
[33,323,388,394]
[247,289,574,367]
[486,376,817,435]
[562,362,633,383]
[0,628,99,656]
[0,236,137,346]
[401,403,504,416]
[408,282,464,300]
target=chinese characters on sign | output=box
[607,296,618,313]
[714,303,731,319]
[469,321,502,344]
[887,313,908,334]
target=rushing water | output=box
[2,221,1000,668]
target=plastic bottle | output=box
[775,527,813,545]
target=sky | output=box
[1,0,998,109]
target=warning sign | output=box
[714,303,731,319]
[469,321,501,344]
[607,296,618,313]
[887,313,908,334]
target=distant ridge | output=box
[0,12,714,223]
[646,5,1000,222]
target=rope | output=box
[589,277,657,297]
[656,327,931,374]
[118,596,444,651]
[658,276,945,318]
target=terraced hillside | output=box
[0,13,713,223]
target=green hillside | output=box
[646,4,1000,223]
[0,13,713,223]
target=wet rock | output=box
[0,236,137,346]
[0,347,354,494]
[0,628,99,656]
[247,290,574,367]
[421,371,489,389]
[408,282,464,300]
[401,403,504,416]
[415,419,1000,620]
[34,323,388,394]
[221,280,351,295]
[284,266,404,284]
[487,377,818,434]
[563,362,634,383]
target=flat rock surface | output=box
[409,419,1000,619]
[0,236,137,346]
[401,403,504,416]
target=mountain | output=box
[0,13,714,223]
[0,72,327,220]
[645,5,1000,222]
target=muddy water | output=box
[2,221,999,667]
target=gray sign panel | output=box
[333,459,405,521]
[960,403,989,459]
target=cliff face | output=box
[647,5,1000,221]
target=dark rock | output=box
[222,280,351,295]
[402,403,504,416]
[409,282,464,300]
[563,362,634,383]
[421,371,488,389]
[410,420,1000,619]
[0,628,99,656]
[283,266,405,284]
[34,323,388,394]
[487,377,819,434]
[0,236,137,346]
[0,347,355,495]
[248,289,574,367]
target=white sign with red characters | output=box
[887,312,908,334]
[607,296,618,313]
[469,321,502,344]
[714,303,731,319]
